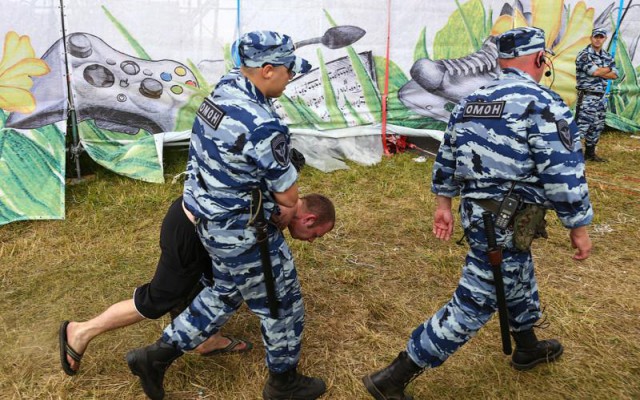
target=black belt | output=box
[579,90,604,96]
[474,199,502,214]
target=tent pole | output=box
[59,0,83,181]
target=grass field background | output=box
[1,132,639,399]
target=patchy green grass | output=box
[0,132,639,399]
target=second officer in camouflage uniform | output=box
[363,27,593,400]
[575,27,618,162]
[125,31,333,400]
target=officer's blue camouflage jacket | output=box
[576,45,617,93]
[183,69,297,222]
[432,68,593,229]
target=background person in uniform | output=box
[125,31,335,400]
[575,27,618,162]
[59,193,330,376]
[362,27,593,400]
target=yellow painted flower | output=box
[491,0,594,106]
[0,31,50,114]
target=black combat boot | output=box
[511,329,563,371]
[126,339,183,400]
[585,145,607,162]
[362,351,424,400]
[262,367,326,400]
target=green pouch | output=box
[513,205,547,251]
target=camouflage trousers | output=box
[161,216,304,373]
[576,93,606,147]
[406,199,542,368]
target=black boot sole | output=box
[126,349,165,400]
[362,375,413,400]
[363,375,386,400]
[511,345,564,371]
[262,381,327,400]
[262,390,327,400]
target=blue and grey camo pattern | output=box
[576,94,606,146]
[407,68,592,368]
[171,69,303,372]
[183,68,297,222]
[592,27,607,37]
[163,220,304,373]
[497,26,553,59]
[232,30,312,75]
[432,68,592,229]
[575,45,617,146]
[407,200,541,368]
[575,45,617,93]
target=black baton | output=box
[482,211,512,355]
[252,189,280,319]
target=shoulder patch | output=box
[556,119,572,151]
[271,133,290,167]
[462,101,505,118]
[197,98,226,130]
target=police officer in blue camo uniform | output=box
[363,27,593,400]
[575,27,618,162]
[125,31,335,400]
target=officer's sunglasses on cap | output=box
[262,62,296,78]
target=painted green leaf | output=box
[606,111,640,132]
[278,94,316,129]
[343,95,368,126]
[317,49,348,128]
[78,121,164,183]
[610,38,640,124]
[345,47,382,122]
[413,27,430,62]
[433,0,487,59]
[293,97,326,126]
[0,115,65,225]
[102,6,150,60]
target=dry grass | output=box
[1,132,639,399]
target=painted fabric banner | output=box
[0,4,66,224]
[1,0,639,225]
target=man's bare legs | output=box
[64,299,248,372]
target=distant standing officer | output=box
[125,31,335,400]
[363,26,593,400]
[575,27,618,162]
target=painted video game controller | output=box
[6,32,199,134]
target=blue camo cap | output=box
[497,26,554,59]
[592,27,607,37]
[231,30,312,75]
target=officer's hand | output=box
[433,208,454,241]
[271,201,298,230]
[570,226,592,260]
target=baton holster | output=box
[251,189,280,319]
[482,212,512,355]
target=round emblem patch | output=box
[556,119,573,151]
[271,133,290,167]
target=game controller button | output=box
[174,66,187,76]
[140,78,163,99]
[117,94,127,102]
[120,78,129,88]
[83,64,115,88]
[143,69,153,76]
[160,72,172,82]
[170,85,183,95]
[121,60,140,75]
[185,80,198,87]
[68,33,92,58]
[106,58,117,66]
